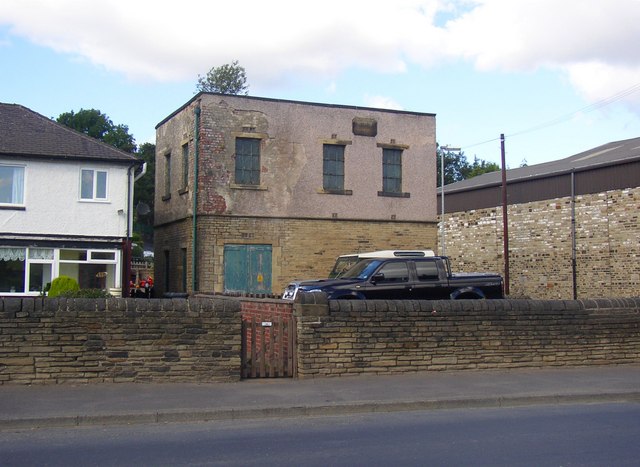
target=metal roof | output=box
[443,136,640,194]
[0,103,140,164]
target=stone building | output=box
[154,93,437,296]
[438,137,640,299]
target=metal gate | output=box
[241,312,296,378]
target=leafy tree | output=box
[133,142,155,246]
[57,109,136,153]
[461,157,500,180]
[436,145,500,187]
[196,60,249,95]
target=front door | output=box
[224,244,272,294]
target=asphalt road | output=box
[1,402,639,466]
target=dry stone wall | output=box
[294,293,640,378]
[0,297,241,385]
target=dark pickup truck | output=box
[282,256,503,301]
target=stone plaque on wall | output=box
[352,117,377,137]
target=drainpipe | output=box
[192,105,201,293]
[571,169,577,299]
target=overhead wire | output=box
[459,80,640,151]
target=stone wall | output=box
[0,297,241,385]
[155,216,437,296]
[294,293,640,378]
[443,187,640,299]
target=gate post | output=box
[293,292,330,379]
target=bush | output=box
[47,276,80,297]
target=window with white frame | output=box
[0,247,118,294]
[58,249,118,290]
[0,165,25,206]
[0,247,53,294]
[80,169,108,201]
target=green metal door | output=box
[224,244,272,294]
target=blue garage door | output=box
[224,244,272,294]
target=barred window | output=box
[382,148,402,193]
[323,144,345,191]
[235,137,260,185]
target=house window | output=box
[80,169,108,201]
[58,248,117,290]
[0,247,53,294]
[382,148,402,194]
[163,153,172,199]
[0,165,25,205]
[235,137,260,185]
[323,144,345,191]
[181,143,189,190]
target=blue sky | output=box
[2,0,640,168]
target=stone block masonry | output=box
[294,294,640,378]
[0,297,242,385]
[443,187,640,299]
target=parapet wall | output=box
[294,294,640,378]
[0,297,241,385]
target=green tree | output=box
[436,145,500,187]
[461,157,500,180]
[133,142,155,246]
[196,60,249,95]
[56,109,136,153]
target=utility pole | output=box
[500,134,510,296]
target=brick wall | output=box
[443,187,640,299]
[0,297,241,385]
[294,293,640,378]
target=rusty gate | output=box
[241,312,297,378]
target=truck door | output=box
[361,260,412,299]
[411,259,449,299]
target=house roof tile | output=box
[0,103,140,164]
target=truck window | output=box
[416,260,439,281]
[375,261,409,283]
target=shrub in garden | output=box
[47,275,80,297]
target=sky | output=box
[2,0,640,168]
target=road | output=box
[1,403,639,466]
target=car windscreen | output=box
[340,259,383,280]
[329,256,359,278]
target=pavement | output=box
[1,364,639,430]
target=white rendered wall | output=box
[0,158,131,238]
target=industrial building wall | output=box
[441,186,640,299]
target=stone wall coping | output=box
[291,296,640,316]
[0,296,241,318]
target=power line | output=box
[460,81,640,151]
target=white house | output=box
[0,103,144,296]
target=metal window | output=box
[235,138,261,185]
[383,148,402,193]
[323,144,345,191]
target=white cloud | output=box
[2,0,640,110]
[442,0,640,110]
